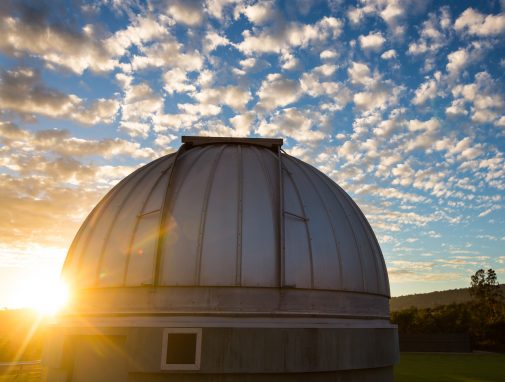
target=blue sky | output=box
[0,0,504,307]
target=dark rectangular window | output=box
[165,333,197,365]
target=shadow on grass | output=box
[395,353,505,382]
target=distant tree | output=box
[470,268,502,304]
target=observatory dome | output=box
[63,136,389,297]
[46,137,398,382]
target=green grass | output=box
[2,353,505,381]
[395,353,505,382]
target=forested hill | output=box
[390,285,505,311]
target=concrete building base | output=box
[42,317,398,382]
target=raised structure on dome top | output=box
[43,136,398,382]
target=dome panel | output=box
[97,158,173,286]
[240,146,278,287]
[199,145,239,285]
[282,156,341,290]
[160,146,218,285]
[124,158,175,286]
[283,172,312,289]
[73,160,161,287]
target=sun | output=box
[14,274,70,316]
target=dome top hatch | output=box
[63,136,390,297]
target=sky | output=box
[0,0,504,308]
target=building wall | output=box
[43,323,398,382]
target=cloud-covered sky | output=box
[1,0,504,306]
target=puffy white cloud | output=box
[280,52,300,70]
[450,71,505,124]
[412,72,441,105]
[359,31,386,51]
[347,0,417,36]
[347,62,401,112]
[230,112,255,136]
[163,68,196,95]
[178,102,221,116]
[131,38,204,72]
[404,118,440,151]
[408,7,451,56]
[381,49,397,59]
[455,8,505,36]
[236,0,276,24]
[204,31,230,52]
[206,0,240,20]
[300,70,352,110]
[320,49,338,61]
[194,86,251,111]
[445,99,468,116]
[257,108,325,143]
[0,68,119,124]
[238,17,343,54]
[165,0,204,26]
[120,82,163,137]
[347,62,373,86]
[256,73,302,110]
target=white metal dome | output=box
[63,136,389,297]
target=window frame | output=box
[160,328,202,371]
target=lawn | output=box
[395,353,505,382]
[2,353,505,381]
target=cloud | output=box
[256,108,325,143]
[454,8,505,36]
[236,0,276,25]
[120,82,163,137]
[165,0,204,26]
[0,68,119,124]
[300,70,352,110]
[408,7,451,56]
[347,62,401,111]
[237,16,342,54]
[381,49,397,59]
[320,49,338,61]
[130,37,204,72]
[450,71,505,124]
[163,68,196,95]
[359,31,386,51]
[256,73,302,111]
[446,41,487,78]
[412,72,441,105]
[347,62,373,86]
[204,30,231,52]
[0,122,154,160]
[194,85,252,111]
[0,1,119,74]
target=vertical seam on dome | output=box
[333,183,384,294]
[287,155,344,290]
[263,149,288,288]
[67,160,152,274]
[282,156,315,289]
[156,146,211,286]
[93,158,165,286]
[74,156,164,285]
[236,145,243,286]
[252,147,277,224]
[195,145,226,285]
[275,149,286,288]
[309,168,367,292]
[122,163,173,286]
[343,192,389,296]
[252,146,283,287]
[153,145,188,285]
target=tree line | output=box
[391,269,505,351]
